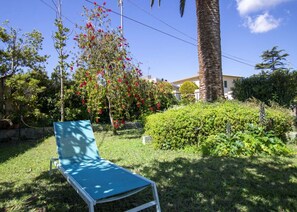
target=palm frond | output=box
[150,0,161,7]
[180,0,186,17]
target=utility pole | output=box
[119,0,124,36]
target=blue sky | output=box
[1,0,296,82]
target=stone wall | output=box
[0,127,54,142]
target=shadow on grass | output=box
[2,124,296,211]
[0,139,44,164]
[0,170,154,212]
[137,157,297,211]
[1,157,297,211]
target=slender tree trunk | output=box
[107,97,118,135]
[60,66,65,122]
[196,0,223,102]
[0,77,5,117]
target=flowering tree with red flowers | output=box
[74,3,177,133]
[74,3,146,134]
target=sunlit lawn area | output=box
[1,129,297,211]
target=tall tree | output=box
[151,0,223,102]
[75,3,143,134]
[255,46,289,73]
[53,19,70,122]
[0,23,48,116]
[0,24,48,78]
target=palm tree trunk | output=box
[196,0,223,102]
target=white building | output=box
[171,74,242,100]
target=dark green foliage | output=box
[1,23,48,118]
[233,70,297,107]
[145,101,293,153]
[232,46,297,107]
[0,23,48,77]
[255,46,289,72]
[202,124,293,157]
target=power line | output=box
[85,0,197,47]
[38,0,76,25]
[127,0,197,42]
[85,0,254,67]
[127,0,255,66]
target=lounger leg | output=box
[88,203,94,212]
[152,183,161,212]
[49,158,59,174]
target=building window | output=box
[224,80,228,88]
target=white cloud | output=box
[246,12,281,33]
[236,0,290,16]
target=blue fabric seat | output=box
[50,120,161,212]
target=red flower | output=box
[82,99,85,105]
[126,57,131,61]
[156,102,161,109]
[118,78,122,83]
[97,70,104,76]
[76,91,80,95]
[80,81,87,87]
[136,68,142,76]
[121,120,125,125]
[86,22,94,30]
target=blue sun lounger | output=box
[50,120,161,212]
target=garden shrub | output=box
[145,101,293,153]
[201,124,293,157]
[179,81,198,104]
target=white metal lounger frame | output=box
[50,158,161,212]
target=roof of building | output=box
[171,74,242,85]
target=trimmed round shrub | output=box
[144,101,293,152]
[179,81,198,104]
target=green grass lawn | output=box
[1,129,297,211]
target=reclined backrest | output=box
[54,120,100,165]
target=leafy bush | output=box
[179,81,198,104]
[201,124,293,157]
[145,101,293,152]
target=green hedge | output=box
[144,101,293,151]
